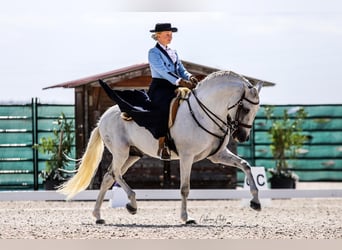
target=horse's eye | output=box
[243,108,250,114]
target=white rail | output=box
[0,189,341,201]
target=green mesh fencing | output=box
[0,105,32,117]
[0,101,75,190]
[238,104,342,184]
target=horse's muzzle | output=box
[232,129,249,143]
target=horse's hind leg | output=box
[209,149,261,211]
[92,156,140,224]
[115,175,137,215]
[93,165,115,224]
[112,155,140,215]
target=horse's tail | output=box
[57,126,104,200]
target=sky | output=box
[1,0,342,105]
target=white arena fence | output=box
[0,188,341,201]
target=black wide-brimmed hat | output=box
[149,23,178,33]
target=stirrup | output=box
[120,112,132,121]
[159,147,171,161]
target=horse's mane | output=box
[198,70,252,88]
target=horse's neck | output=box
[194,80,243,117]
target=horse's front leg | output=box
[209,149,261,211]
[179,156,196,224]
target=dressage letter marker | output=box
[242,166,271,207]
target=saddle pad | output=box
[168,87,191,128]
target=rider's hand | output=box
[189,76,199,85]
[179,79,196,89]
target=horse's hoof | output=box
[250,201,261,211]
[185,219,197,225]
[126,203,137,215]
[95,219,106,224]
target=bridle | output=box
[184,87,259,156]
[226,90,260,131]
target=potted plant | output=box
[34,113,74,190]
[265,106,308,188]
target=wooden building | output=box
[44,61,275,189]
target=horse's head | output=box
[229,81,262,143]
[191,71,262,144]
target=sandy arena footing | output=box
[0,198,341,239]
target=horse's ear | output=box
[255,81,263,93]
[250,87,258,97]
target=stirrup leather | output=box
[158,137,171,161]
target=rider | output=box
[148,23,198,160]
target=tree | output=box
[265,106,308,180]
[34,113,74,182]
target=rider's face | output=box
[157,31,173,46]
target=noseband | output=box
[185,88,259,155]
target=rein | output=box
[184,88,259,156]
[187,90,229,139]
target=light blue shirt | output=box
[148,43,192,85]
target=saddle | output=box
[120,87,191,128]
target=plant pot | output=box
[269,176,296,189]
[44,179,63,190]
